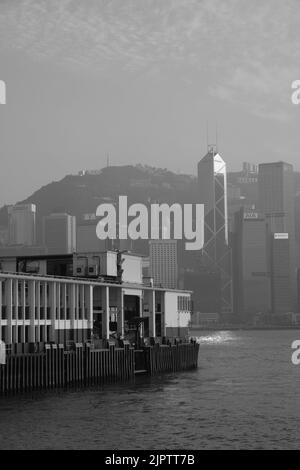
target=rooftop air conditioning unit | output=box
[88,265,98,277]
[76,266,86,277]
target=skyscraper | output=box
[8,204,36,246]
[149,240,178,289]
[258,162,295,234]
[270,233,293,314]
[227,161,259,232]
[233,208,270,321]
[198,147,233,315]
[43,213,76,254]
[258,161,296,309]
[76,219,107,252]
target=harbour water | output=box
[0,330,299,450]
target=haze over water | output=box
[0,330,299,450]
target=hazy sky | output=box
[0,0,300,204]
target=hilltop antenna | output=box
[216,123,218,153]
[106,153,110,167]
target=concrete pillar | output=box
[21,281,26,343]
[49,282,56,342]
[69,283,76,336]
[43,281,48,318]
[0,281,2,342]
[36,281,40,342]
[62,283,67,330]
[56,283,61,322]
[139,295,143,338]
[13,279,18,317]
[161,292,166,337]
[5,279,12,344]
[117,288,124,337]
[28,280,35,343]
[42,282,49,341]
[86,285,93,330]
[13,279,19,343]
[102,286,110,340]
[149,290,156,338]
[75,284,79,333]
[80,284,85,320]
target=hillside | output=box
[2,164,300,240]
[0,165,198,241]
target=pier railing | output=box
[0,341,199,395]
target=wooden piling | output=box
[0,341,199,395]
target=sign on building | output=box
[244,212,259,219]
[274,233,289,239]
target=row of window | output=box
[0,306,89,321]
[1,281,89,304]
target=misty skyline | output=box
[1,0,300,205]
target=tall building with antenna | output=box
[197,144,233,316]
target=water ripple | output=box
[0,330,300,449]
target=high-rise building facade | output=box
[43,213,76,254]
[258,162,295,234]
[184,267,221,314]
[233,208,270,321]
[77,219,107,253]
[198,147,233,315]
[227,161,259,232]
[8,204,36,246]
[270,233,293,314]
[258,161,296,309]
[149,240,178,289]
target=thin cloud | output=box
[0,0,299,119]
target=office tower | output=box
[43,213,76,254]
[77,219,107,252]
[270,233,293,314]
[297,269,300,313]
[228,162,259,205]
[227,162,259,232]
[198,147,233,315]
[242,162,259,174]
[294,192,300,268]
[258,161,296,309]
[233,208,270,321]
[149,240,178,289]
[258,162,295,234]
[184,267,221,314]
[8,204,36,246]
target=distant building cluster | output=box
[180,151,300,327]
[8,204,36,246]
[1,153,300,330]
[1,205,77,256]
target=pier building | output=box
[0,251,192,348]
